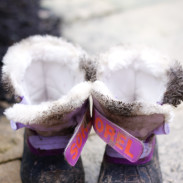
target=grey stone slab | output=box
[0,116,23,163]
[0,160,21,183]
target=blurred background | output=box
[0,0,183,182]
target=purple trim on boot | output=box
[28,135,71,150]
[105,137,156,165]
[153,123,170,135]
[27,138,65,156]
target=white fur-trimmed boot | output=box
[2,35,93,183]
[91,46,183,183]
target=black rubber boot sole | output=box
[21,131,85,183]
[98,144,162,183]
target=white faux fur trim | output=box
[5,82,91,125]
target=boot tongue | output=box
[93,98,167,140]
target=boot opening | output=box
[97,47,169,104]
[23,59,85,104]
[2,36,90,127]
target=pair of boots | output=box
[2,35,183,183]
